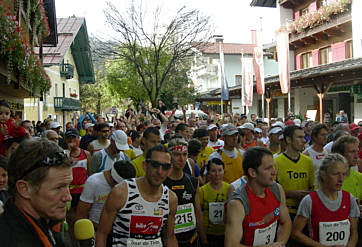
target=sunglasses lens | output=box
[148,160,171,170]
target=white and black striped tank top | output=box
[112,178,170,247]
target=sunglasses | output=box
[18,151,68,180]
[101,129,110,133]
[146,159,172,170]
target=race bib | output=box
[208,202,224,224]
[319,219,350,246]
[127,238,162,247]
[253,220,277,246]
[174,203,196,234]
[129,215,162,239]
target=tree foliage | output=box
[92,1,213,107]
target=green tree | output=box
[93,1,213,107]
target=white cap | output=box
[207,124,217,131]
[110,130,129,150]
[50,122,61,129]
[268,126,283,135]
[108,123,114,127]
[294,119,301,127]
[272,121,285,129]
[254,128,262,133]
[240,122,254,131]
[84,123,94,130]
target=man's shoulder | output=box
[299,153,314,165]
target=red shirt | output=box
[0,119,26,155]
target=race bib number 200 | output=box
[174,203,196,234]
[319,219,350,246]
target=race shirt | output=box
[310,190,351,246]
[164,173,198,245]
[69,149,88,194]
[112,179,170,247]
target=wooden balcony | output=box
[279,0,304,9]
[54,97,80,111]
[290,11,352,50]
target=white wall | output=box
[352,0,362,58]
[353,94,362,123]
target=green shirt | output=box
[342,168,362,200]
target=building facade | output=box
[24,17,95,127]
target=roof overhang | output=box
[250,0,276,8]
[70,20,95,83]
[42,0,58,47]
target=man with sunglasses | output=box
[0,138,73,247]
[88,123,111,155]
[96,144,178,247]
[164,138,208,247]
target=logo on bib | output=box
[274,207,280,216]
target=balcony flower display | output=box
[70,93,78,97]
[290,0,352,34]
[0,0,51,93]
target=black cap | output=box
[65,128,79,138]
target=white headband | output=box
[111,165,124,184]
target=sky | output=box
[55,0,280,44]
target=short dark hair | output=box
[243,147,273,177]
[0,100,10,109]
[94,123,109,132]
[311,124,328,139]
[206,158,224,172]
[175,123,189,133]
[113,160,136,179]
[283,125,303,143]
[193,128,208,139]
[21,120,31,127]
[143,127,160,139]
[129,130,141,142]
[8,138,73,196]
[188,139,202,156]
[145,144,170,160]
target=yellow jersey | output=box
[274,153,315,214]
[197,146,215,168]
[199,182,230,236]
[221,150,243,184]
[132,155,145,178]
[123,148,136,161]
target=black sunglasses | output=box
[146,159,172,170]
[18,151,68,180]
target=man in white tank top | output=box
[303,124,328,171]
[96,145,178,247]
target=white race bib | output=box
[208,202,224,224]
[319,219,350,246]
[252,220,277,246]
[127,238,162,247]
[174,203,196,234]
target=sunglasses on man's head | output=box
[18,151,69,180]
[146,159,172,170]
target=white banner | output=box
[276,30,290,94]
[241,57,254,107]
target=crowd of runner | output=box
[0,98,361,247]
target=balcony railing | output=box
[60,63,74,79]
[54,97,80,111]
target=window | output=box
[300,7,308,16]
[317,0,329,9]
[69,87,72,97]
[345,40,353,59]
[209,57,213,64]
[319,46,331,65]
[55,84,58,97]
[235,75,242,85]
[301,52,312,69]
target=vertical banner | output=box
[276,30,290,94]
[253,30,265,95]
[219,44,229,101]
[241,57,254,107]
